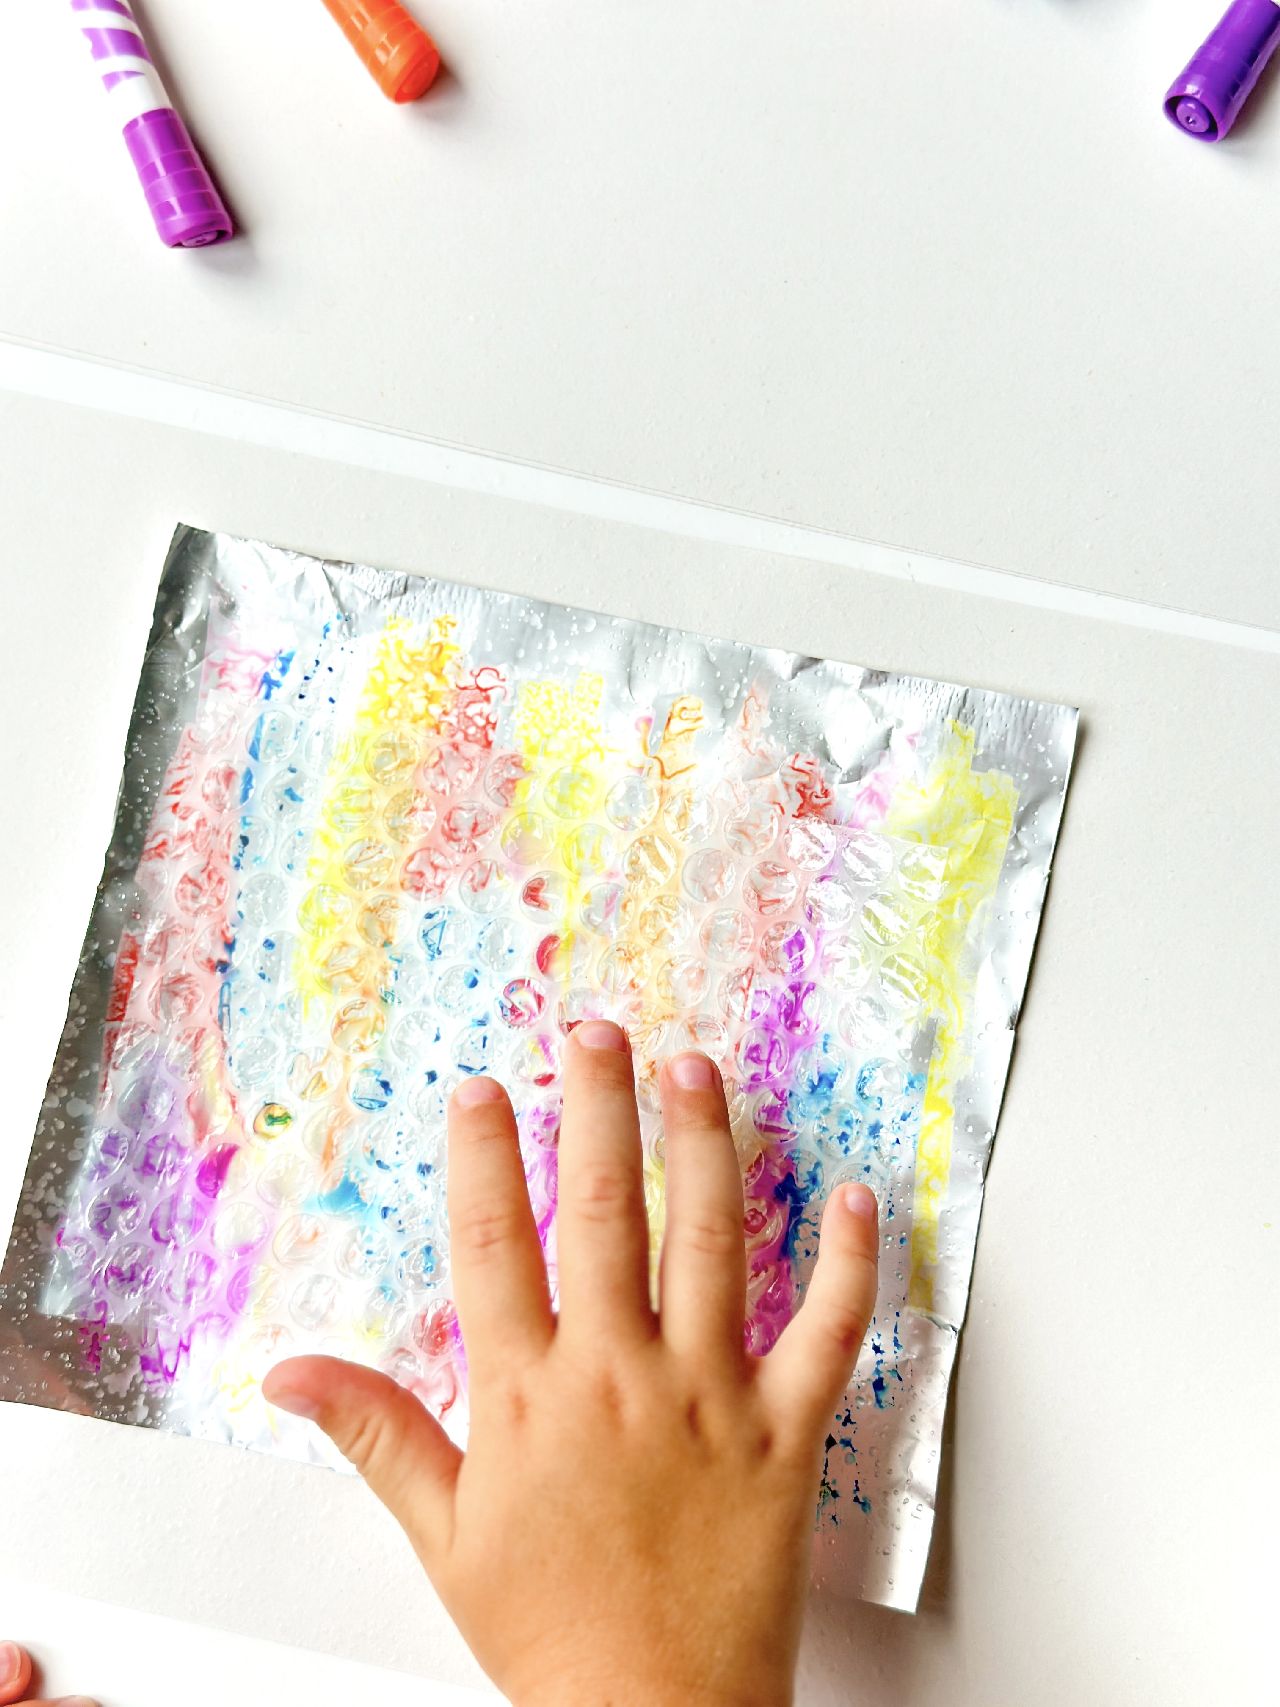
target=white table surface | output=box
[1,4,1277,1704]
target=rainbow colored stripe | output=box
[51,601,1015,1459]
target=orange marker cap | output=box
[321,0,442,103]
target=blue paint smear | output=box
[314,1175,366,1216]
[259,650,296,701]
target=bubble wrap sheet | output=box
[0,525,1076,1612]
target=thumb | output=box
[264,1354,462,1558]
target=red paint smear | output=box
[100,931,140,1095]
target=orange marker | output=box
[321,0,442,102]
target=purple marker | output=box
[70,0,233,246]
[1165,0,1280,141]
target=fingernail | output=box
[840,1183,878,1221]
[573,1019,629,1052]
[668,1051,718,1090]
[57,1697,101,1706]
[263,1384,322,1421]
[0,1644,21,1686]
[453,1075,506,1107]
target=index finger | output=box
[447,1077,554,1380]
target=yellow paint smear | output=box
[295,617,461,1015]
[886,721,1016,1313]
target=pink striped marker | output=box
[70,0,233,248]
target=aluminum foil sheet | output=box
[0,525,1077,1612]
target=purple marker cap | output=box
[122,108,233,248]
[1164,0,1280,141]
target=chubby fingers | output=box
[447,1076,554,1378]
[759,1184,879,1434]
[658,1053,746,1363]
[263,1355,462,1561]
[0,1644,31,1707]
[0,1638,99,1706]
[556,1021,654,1344]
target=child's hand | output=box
[265,1022,879,1707]
[0,1642,95,1707]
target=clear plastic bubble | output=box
[238,874,288,929]
[383,790,437,844]
[520,871,567,919]
[85,1128,131,1183]
[201,763,239,814]
[149,1193,208,1247]
[623,831,678,891]
[879,952,930,1010]
[563,823,617,879]
[499,978,546,1028]
[737,1017,798,1085]
[250,710,294,765]
[418,904,452,961]
[785,818,839,871]
[272,1212,327,1266]
[103,1242,157,1301]
[363,1290,410,1341]
[359,894,402,950]
[656,956,708,1007]
[421,745,481,796]
[257,1149,315,1208]
[554,985,610,1032]
[401,845,452,900]
[806,873,857,928]
[839,993,892,1051]
[298,884,352,936]
[164,1248,218,1309]
[760,921,815,976]
[682,848,737,904]
[631,892,682,944]
[719,964,769,1024]
[290,1273,337,1331]
[458,859,509,914]
[484,751,528,809]
[725,798,780,857]
[500,812,556,868]
[579,881,624,937]
[898,844,948,903]
[854,1058,901,1109]
[404,1072,448,1129]
[213,1201,268,1257]
[136,1132,186,1188]
[332,996,387,1056]
[477,917,523,973]
[841,832,895,887]
[363,1117,426,1181]
[700,908,755,960]
[349,1065,395,1112]
[674,1014,728,1058]
[663,792,717,844]
[861,894,911,948]
[744,861,800,915]
[312,941,366,999]
[454,1025,492,1076]
[330,783,374,835]
[596,944,641,994]
[605,775,658,832]
[335,1225,387,1281]
[443,802,497,856]
[386,1006,442,1066]
[364,730,418,784]
[823,935,874,993]
[434,964,486,1016]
